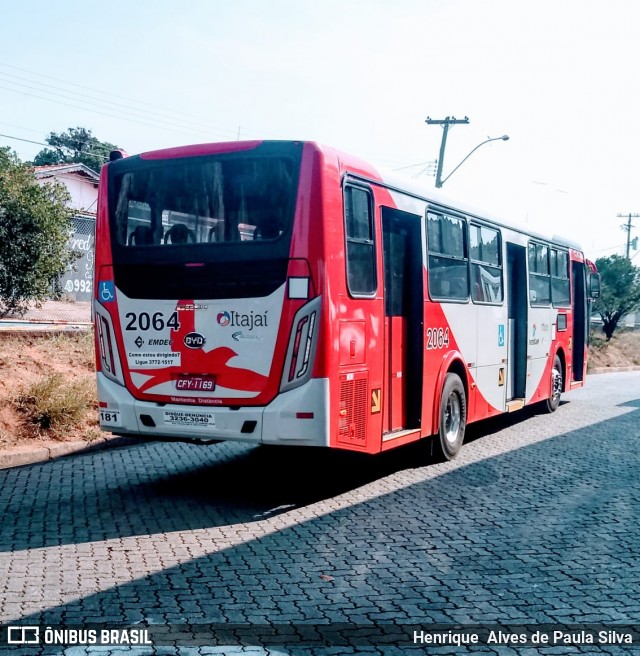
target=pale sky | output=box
[1,0,639,261]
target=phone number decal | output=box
[127,352,181,368]
[163,410,216,426]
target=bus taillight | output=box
[97,315,115,375]
[94,307,124,386]
[297,311,316,379]
[288,316,309,382]
[280,296,321,393]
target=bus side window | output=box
[472,266,485,302]
[551,248,571,307]
[344,185,376,296]
[528,242,551,306]
[427,212,468,301]
[470,224,503,304]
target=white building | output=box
[33,162,99,216]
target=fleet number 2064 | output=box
[426,327,450,350]
[125,311,181,332]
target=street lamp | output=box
[436,135,510,188]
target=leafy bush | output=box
[0,147,76,316]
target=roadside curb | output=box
[0,436,141,470]
[589,365,640,375]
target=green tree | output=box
[0,148,76,316]
[594,254,640,340]
[32,126,119,174]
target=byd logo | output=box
[183,332,206,349]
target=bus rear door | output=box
[381,207,423,435]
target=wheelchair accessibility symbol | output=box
[100,281,115,303]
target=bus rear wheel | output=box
[434,372,467,461]
[544,355,563,413]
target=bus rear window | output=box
[111,153,298,249]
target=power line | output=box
[0,121,43,135]
[0,85,218,136]
[0,132,49,147]
[392,161,433,171]
[0,61,440,171]
[0,83,214,141]
[0,72,239,139]
[592,242,628,254]
[0,61,285,141]
[0,62,246,136]
[0,132,115,162]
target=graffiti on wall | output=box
[60,217,95,302]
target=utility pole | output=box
[617,213,640,259]
[426,116,469,188]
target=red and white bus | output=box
[94,140,599,459]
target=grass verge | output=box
[14,373,97,439]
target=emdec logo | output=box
[184,332,206,349]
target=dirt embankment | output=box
[0,331,99,449]
[587,329,640,370]
[0,328,638,449]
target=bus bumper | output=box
[97,374,330,447]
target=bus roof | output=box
[330,148,583,253]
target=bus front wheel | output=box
[434,373,467,461]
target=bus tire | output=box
[435,372,467,461]
[544,355,563,413]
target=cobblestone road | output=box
[1,372,640,655]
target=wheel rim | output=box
[551,364,562,403]
[444,392,461,445]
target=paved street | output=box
[1,372,640,655]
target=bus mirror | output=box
[588,272,600,299]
